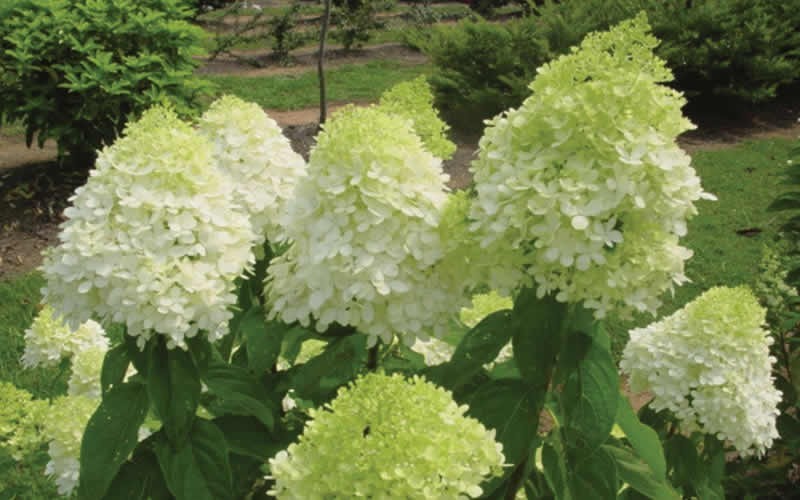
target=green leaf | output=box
[425,309,513,389]
[242,307,284,374]
[147,339,201,445]
[213,416,275,460]
[101,344,129,394]
[561,332,619,452]
[204,362,277,430]
[542,442,571,500]
[124,333,149,376]
[284,334,368,404]
[615,398,667,479]
[466,379,540,467]
[78,382,150,500]
[768,191,800,211]
[603,444,678,500]
[571,446,618,500]
[664,435,699,489]
[155,419,233,500]
[103,450,170,500]
[512,289,569,387]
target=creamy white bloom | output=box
[41,106,256,349]
[469,15,714,318]
[21,305,108,369]
[198,95,307,243]
[266,106,471,345]
[41,395,97,496]
[621,286,781,457]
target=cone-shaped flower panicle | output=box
[621,286,781,457]
[268,372,505,498]
[41,106,256,349]
[266,106,471,345]
[21,305,108,369]
[198,95,307,243]
[377,76,456,160]
[469,14,714,318]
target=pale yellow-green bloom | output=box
[269,373,505,498]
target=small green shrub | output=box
[424,19,547,131]
[425,0,800,130]
[0,0,211,163]
[333,0,396,50]
[269,3,305,64]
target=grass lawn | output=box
[0,137,795,494]
[206,60,431,110]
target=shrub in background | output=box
[0,0,211,164]
[268,3,305,64]
[425,0,800,130]
[332,0,396,50]
[424,19,547,132]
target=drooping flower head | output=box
[198,95,307,243]
[377,76,457,160]
[67,344,107,399]
[21,305,108,369]
[40,395,98,496]
[268,373,505,498]
[469,14,714,318]
[266,106,470,345]
[620,286,781,457]
[41,106,256,349]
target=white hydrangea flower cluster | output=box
[266,106,472,345]
[198,95,307,243]
[21,305,108,369]
[268,373,505,498]
[411,291,513,366]
[469,14,714,318]
[620,286,781,457]
[41,106,256,349]
[40,395,98,495]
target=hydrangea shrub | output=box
[7,16,780,500]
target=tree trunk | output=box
[318,0,332,127]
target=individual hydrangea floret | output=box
[266,106,471,345]
[377,76,457,160]
[198,95,307,243]
[40,395,98,495]
[620,286,781,457]
[469,14,714,318]
[268,372,505,498]
[41,106,256,349]
[21,305,108,369]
